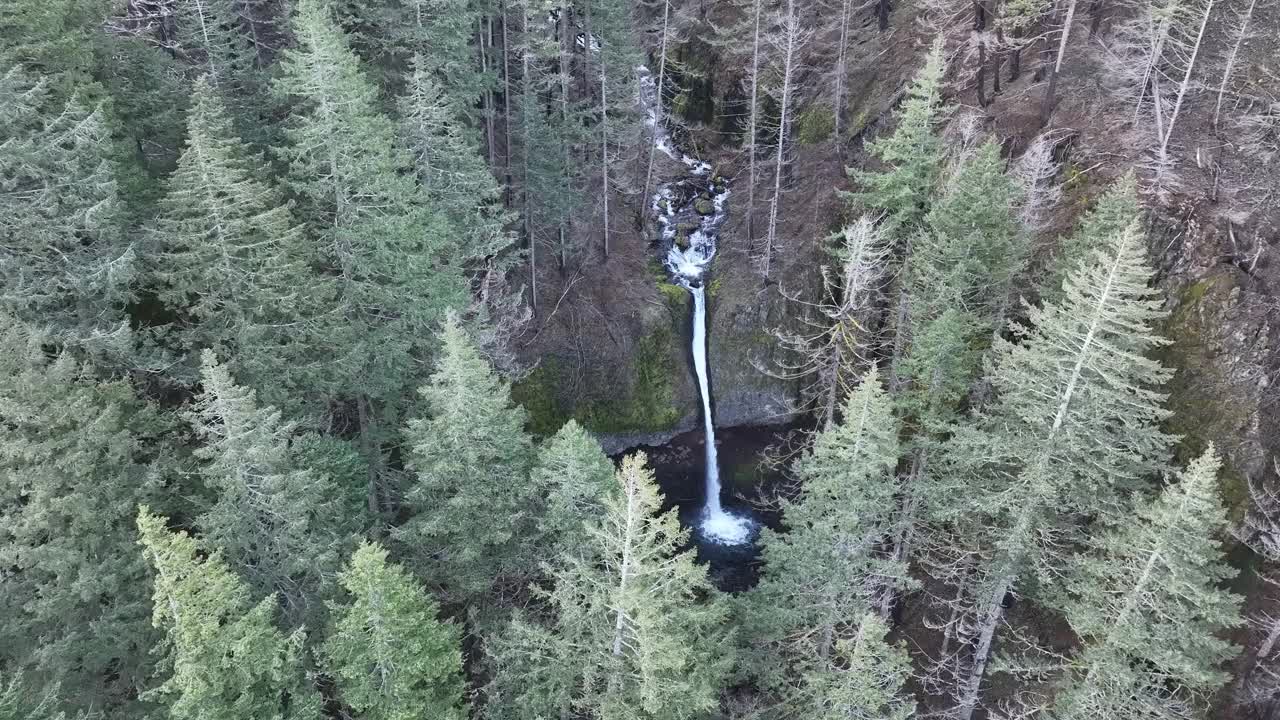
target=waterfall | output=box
[640,66,753,545]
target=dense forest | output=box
[3,0,1280,717]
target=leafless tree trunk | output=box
[833,0,854,154]
[1040,0,1080,125]
[1213,0,1257,130]
[744,0,764,247]
[762,0,808,279]
[519,0,536,312]
[1156,0,1214,173]
[501,1,514,207]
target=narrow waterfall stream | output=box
[639,67,754,545]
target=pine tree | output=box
[532,419,617,556]
[399,313,536,602]
[272,0,468,503]
[0,66,132,352]
[147,77,306,380]
[934,223,1174,720]
[794,613,915,720]
[136,508,319,720]
[849,37,947,240]
[485,453,733,720]
[1043,172,1141,303]
[324,542,465,720]
[746,370,906,685]
[398,54,511,262]
[1050,448,1242,720]
[921,139,1023,323]
[188,351,348,621]
[0,317,167,718]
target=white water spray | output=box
[639,66,753,545]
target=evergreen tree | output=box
[1050,448,1242,719]
[934,223,1174,720]
[147,77,306,381]
[399,313,536,602]
[532,418,617,556]
[136,508,319,720]
[849,37,947,239]
[188,351,347,621]
[796,613,915,720]
[921,139,1023,323]
[324,542,465,720]
[1043,172,1141,303]
[272,0,468,502]
[486,453,733,720]
[398,54,511,262]
[0,317,167,718]
[747,370,907,685]
[0,66,132,351]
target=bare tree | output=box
[1213,0,1259,130]
[764,216,893,428]
[759,0,810,279]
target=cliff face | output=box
[515,0,1280,499]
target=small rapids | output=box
[638,66,755,546]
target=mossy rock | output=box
[658,282,690,310]
[796,106,835,145]
[1157,272,1255,522]
[675,231,691,249]
[575,321,683,434]
[694,198,715,215]
[511,362,572,437]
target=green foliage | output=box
[510,361,572,437]
[188,351,349,622]
[795,614,915,720]
[747,370,910,692]
[1044,172,1140,303]
[1051,448,1243,719]
[398,54,512,262]
[324,542,465,720]
[532,419,616,555]
[0,65,132,353]
[146,78,306,383]
[136,508,319,720]
[486,454,733,720]
[400,313,536,602]
[795,105,835,145]
[0,317,168,718]
[272,0,467,413]
[848,37,947,239]
[576,321,682,434]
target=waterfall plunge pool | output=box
[615,423,802,592]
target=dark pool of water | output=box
[614,423,805,592]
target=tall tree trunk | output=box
[954,576,1012,720]
[481,18,497,169]
[558,5,572,272]
[1213,0,1255,130]
[745,0,763,247]
[596,8,611,259]
[520,0,536,312]
[501,1,514,205]
[878,0,891,30]
[1039,0,1079,126]
[764,0,800,280]
[834,0,853,156]
[1157,0,1213,168]
[887,285,910,394]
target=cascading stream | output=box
[639,66,753,545]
